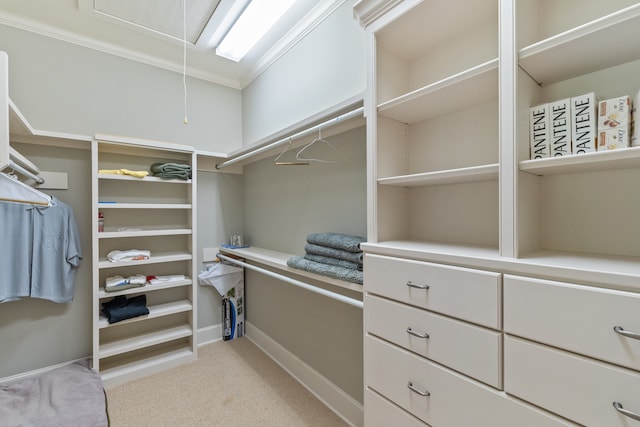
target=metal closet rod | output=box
[7,160,44,184]
[215,106,364,169]
[217,253,364,309]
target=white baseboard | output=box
[197,323,223,346]
[245,321,364,427]
[0,357,90,384]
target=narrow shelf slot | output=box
[99,228,192,238]
[99,278,192,298]
[99,300,193,328]
[519,3,640,85]
[99,324,193,358]
[98,252,192,269]
[98,174,192,184]
[97,203,192,209]
[378,164,499,187]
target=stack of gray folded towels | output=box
[287,232,365,284]
[150,162,192,180]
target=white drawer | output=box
[364,253,501,329]
[365,389,429,427]
[365,336,578,427]
[504,275,640,372]
[365,294,502,388]
[505,335,640,427]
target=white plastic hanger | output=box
[274,138,309,166]
[296,128,345,164]
[0,171,52,206]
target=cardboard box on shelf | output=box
[530,103,551,159]
[598,127,629,151]
[571,92,599,154]
[223,280,244,341]
[549,98,571,157]
[598,95,631,131]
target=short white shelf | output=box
[99,300,193,328]
[97,203,192,209]
[520,146,640,176]
[98,252,192,269]
[99,228,192,239]
[378,163,499,187]
[519,3,640,85]
[98,324,193,359]
[98,278,192,298]
[98,174,192,184]
[378,58,498,125]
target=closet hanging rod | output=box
[216,253,363,309]
[6,159,44,184]
[215,106,364,169]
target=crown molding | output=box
[353,0,405,28]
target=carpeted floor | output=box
[105,337,348,426]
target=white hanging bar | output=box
[6,159,44,184]
[215,106,364,169]
[217,253,364,309]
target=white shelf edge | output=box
[519,4,640,85]
[98,253,192,269]
[99,229,192,239]
[98,173,192,184]
[9,98,92,143]
[97,203,192,209]
[98,278,193,298]
[95,133,194,153]
[378,163,499,187]
[220,246,364,294]
[519,146,640,176]
[378,58,499,124]
[99,324,193,359]
[99,300,193,329]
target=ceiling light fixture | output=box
[216,0,296,62]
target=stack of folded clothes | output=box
[150,162,192,180]
[287,232,365,284]
[102,294,149,324]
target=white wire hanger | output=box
[0,171,53,206]
[274,138,310,166]
[296,127,345,164]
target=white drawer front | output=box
[504,275,640,372]
[365,336,578,427]
[505,335,640,427]
[365,389,429,427]
[365,294,502,388]
[364,253,501,329]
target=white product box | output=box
[222,280,244,341]
[571,92,599,154]
[598,127,629,151]
[549,98,571,157]
[598,95,631,130]
[529,103,550,159]
[632,90,640,147]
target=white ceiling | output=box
[0,0,344,89]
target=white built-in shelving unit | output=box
[92,134,197,387]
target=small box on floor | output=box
[223,280,244,341]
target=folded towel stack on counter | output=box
[287,232,366,285]
[150,162,192,180]
[102,294,149,324]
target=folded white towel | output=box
[104,274,148,292]
[107,249,151,262]
[149,275,186,285]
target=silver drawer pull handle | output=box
[407,381,430,397]
[407,327,429,339]
[613,401,640,421]
[406,281,429,290]
[614,326,640,340]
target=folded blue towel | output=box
[304,254,362,271]
[287,256,363,285]
[305,244,363,264]
[306,232,365,253]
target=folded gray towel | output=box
[306,232,365,253]
[304,254,362,271]
[287,256,363,285]
[305,243,363,264]
[150,163,192,180]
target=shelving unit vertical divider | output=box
[91,135,197,387]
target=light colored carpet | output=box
[105,337,349,426]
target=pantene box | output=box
[530,103,550,159]
[571,92,598,154]
[598,127,629,151]
[598,95,631,131]
[549,98,571,157]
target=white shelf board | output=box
[98,252,192,269]
[99,324,193,358]
[378,58,498,124]
[378,163,499,187]
[220,246,364,294]
[519,3,640,85]
[99,300,192,328]
[98,173,192,184]
[99,228,192,239]
[520,146,640,176]
[99,278,192,298]
[97,203,192,209]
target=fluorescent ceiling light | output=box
[216,0,296,62]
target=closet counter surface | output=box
[219,246,364,294]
